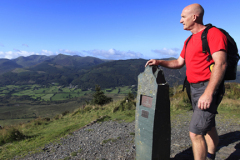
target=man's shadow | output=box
[225,141,240,160]
[170,131,240,160]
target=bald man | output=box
[146,4,227,160]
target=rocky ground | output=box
[14,111,240,160]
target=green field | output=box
[0,84,136,126]
[1,84,135,102]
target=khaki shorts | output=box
[189,81,225,135]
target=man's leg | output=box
[205,126,219,155]
[189,82,222,160]
[189,131,207,160]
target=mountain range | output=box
[0,54,239,88]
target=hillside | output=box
[46,54,105,68]
[12,55,53,68]
[1,54,240,88]
[0,54,105,75]
[0,54,106,86]
[0,59,22,75]
[0,55,186,88]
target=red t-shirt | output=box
[180,27,227,83]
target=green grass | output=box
[0,100,88,127]
[218,98,240,120]
[33,88,46,94]
[41,94,54,101]
[51,93,69,100]
[61,88,73,92]
[12,68,30,73]
[169,82,240,121]
[0,118,33,127]
[1,84,134,102]
[102,138,117,144]
[1,90,10,94]
[3,84,132,102]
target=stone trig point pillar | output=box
[135,65,170,160]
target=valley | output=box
[0,83,136,126]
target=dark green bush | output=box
[62,111,69,116]
[113,94,136,113]
[0,128,26,146]
[91,85,112,105]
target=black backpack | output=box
[182,23,239,102]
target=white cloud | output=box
[0,49,58,59]
[39,50,54,56]
[21,50,36,57]
[0,51,20,59]
[83,48,143,59]
[152,48,180,57]
[0,48,144,60]
[57,49,83,56]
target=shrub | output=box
[91,85,112,105]
[127,92,135,100]
[62,111,69,116]
[54,114,62,120]
[43,117,51,121]
[225,83,240,100]
[171,91,192,111]
[0,128,26,145]
[112,96,136,113]
[33,117,51,125]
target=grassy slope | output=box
[0,83,240,159]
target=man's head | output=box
[180,3,204,31]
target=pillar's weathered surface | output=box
[135,65,170,160]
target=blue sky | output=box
[0,0,239,60]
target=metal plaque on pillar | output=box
[135,65,171,160]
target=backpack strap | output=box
[182,35,192,93]
[182,25,214,103]
[186,35,192,46]
[202,23,214,61]
[182,76,192,104]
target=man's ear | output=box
[192,14,197,21]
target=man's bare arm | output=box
[145,56,185,69]
[197,50,227,110]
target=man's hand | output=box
[145,59,159,67]
[197,92,212,110]
[197,50,227,110]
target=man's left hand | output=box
[197,92,212,110]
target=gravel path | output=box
[15,111,240,160]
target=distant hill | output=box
[0,54,239,88]
[46,54,105,68]
[12,55,52,67]
[0,56,186,88]
[0,59,22,75]
[71,59,186,89]
[0,54,108,86]
[0,54,105,75]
